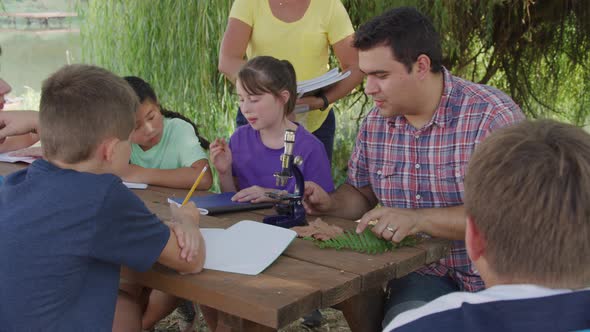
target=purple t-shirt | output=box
[230,124,334,193]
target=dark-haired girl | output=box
[120,76,212,190]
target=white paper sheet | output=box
[0,152,36,164]
[201,221,296,275]
[123,181,148,190]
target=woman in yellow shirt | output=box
[218,0,363,163]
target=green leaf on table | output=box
[304,227,418,254]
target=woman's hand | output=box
[210,138,233,175]
[0,111,39,144]
[296,95,325,111]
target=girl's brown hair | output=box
[237,56,297,116]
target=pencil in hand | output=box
[181,166,208,206]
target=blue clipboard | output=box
[168,192,274,215]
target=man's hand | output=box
[357,207,419,243]
[210,138,232,175]
[0,111,39,144]
[168,202,202,262]
[302,181,333,215]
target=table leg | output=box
[217,312,276,332]
[334,285,384,332]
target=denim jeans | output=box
[382,272,460,329]
[236,108,335,164]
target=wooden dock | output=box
[0,12,77,29]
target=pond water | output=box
[1,0,82,108]
[1,29,81,102]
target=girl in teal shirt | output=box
[120,76,211,330]
[120,76,212,190]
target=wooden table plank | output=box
[414,237,451,265]
[214,211,438,290]
[129,188,363,326]
[122,255,361,328]
[263,256,360,308]
[0,161,27,175]
[284,237,427,288]
[122,261,320,329]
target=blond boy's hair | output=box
[40,65,137,163]
[465,119,590,288]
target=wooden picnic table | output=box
[0,162,450,331]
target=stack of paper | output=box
[201,220,296,275]
[297,68,351,98]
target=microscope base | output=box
[263,214,306,229]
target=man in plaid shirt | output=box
[303,7,525,328]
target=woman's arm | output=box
[218,18,252,83]
[0,111,39,143]
[122,159,213,190]
[297,35,364,110]
[0,133,39,153]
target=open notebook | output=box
[168,192,274,215]
[201,220,296,275]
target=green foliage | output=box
[79,0,235,141]
[78,0,590,189]
[304,228,418,254]
[342,0,590,125]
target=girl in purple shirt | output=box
[211,56,334,203]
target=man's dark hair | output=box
[353,7,443,73]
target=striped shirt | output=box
[385,285,590,331]
[347,68,525,291]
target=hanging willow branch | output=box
[341,0,590,125]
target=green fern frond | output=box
[304,227,418,254]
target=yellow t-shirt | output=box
[229,0,354,133]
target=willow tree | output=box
[81,0,589,126]
[80,0,236,138]
[343,0,590,124]
[79,0,590,183]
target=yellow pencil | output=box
[181,165,208,206]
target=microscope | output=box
[262,129,307,229]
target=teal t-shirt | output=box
[130,118,208,169]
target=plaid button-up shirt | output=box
[347,68,525,291]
